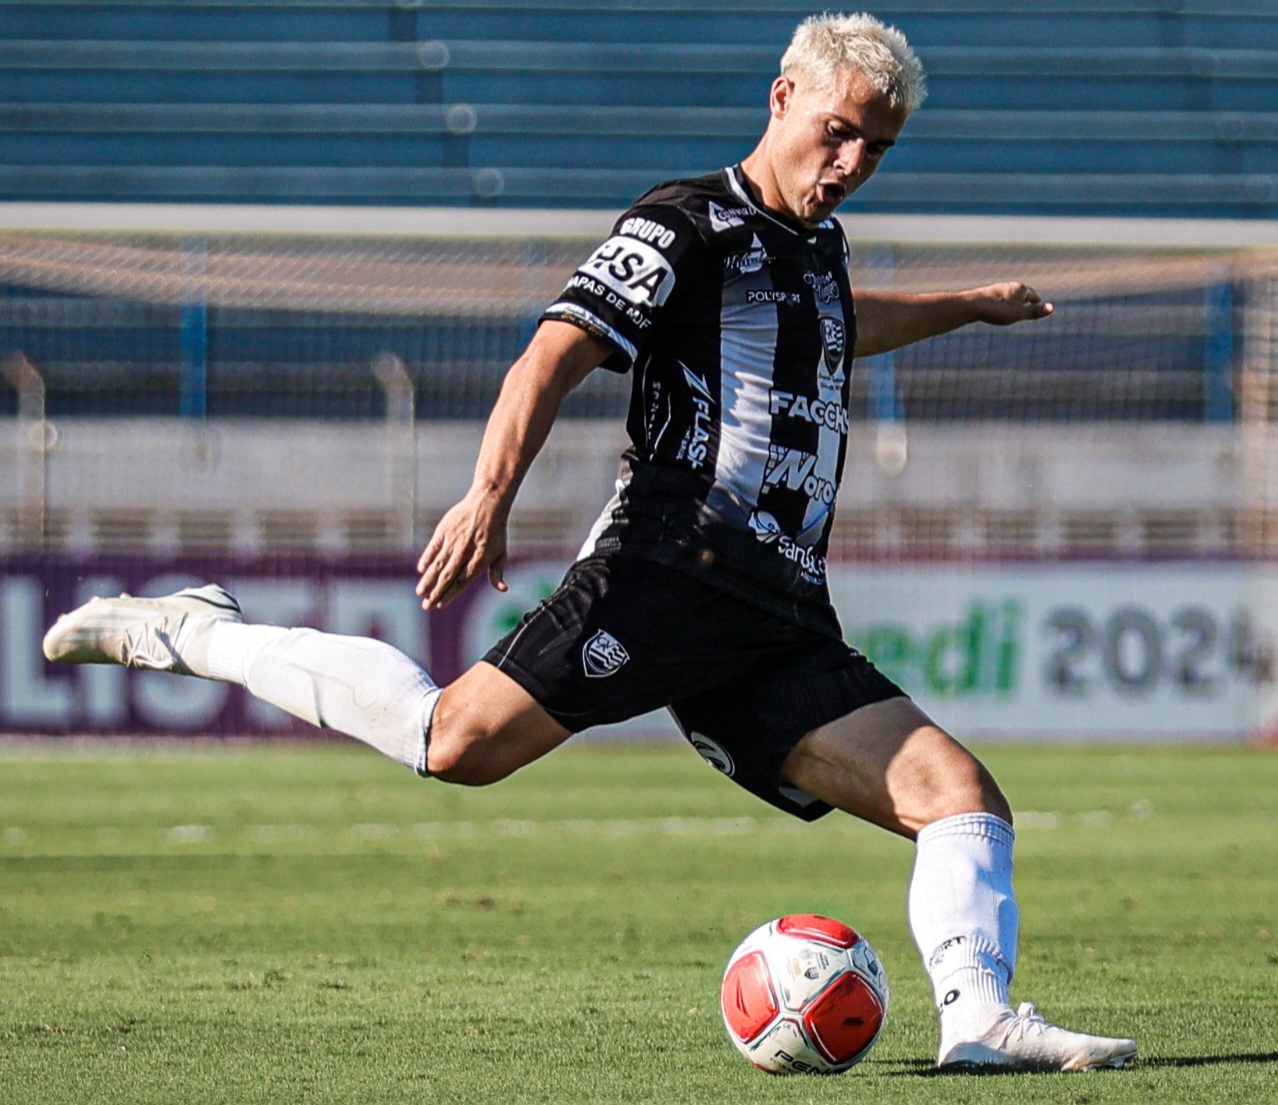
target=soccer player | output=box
[44,12,1135,1072]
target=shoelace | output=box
[119,621,177,669]
[989,1002,1049,1047]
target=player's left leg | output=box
[780,699,1137,1071]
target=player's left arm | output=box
[852,282,1053,358]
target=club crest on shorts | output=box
[582,629,630,678]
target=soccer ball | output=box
[720,913,889,1074]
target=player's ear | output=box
[769,76,795,120]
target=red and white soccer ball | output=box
[720,914,889,1075]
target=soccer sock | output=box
[182,619,439,774]
[907,812,1019,1039]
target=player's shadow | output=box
[884,1052,1278,1076]
[1137,1052,1278,1069]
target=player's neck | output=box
[737,150,817,232]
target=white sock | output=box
[908,812,1019,1039]
[182,619,439,774]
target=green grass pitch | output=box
[1,740,1275,1104]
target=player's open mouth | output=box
[817,182,847,205]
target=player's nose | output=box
[834,138,867,177]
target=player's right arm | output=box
[415,320,611,610]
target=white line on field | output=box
[0,804,1154,846]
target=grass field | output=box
[1,739,1275,1104]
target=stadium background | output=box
[3,0,1278,743]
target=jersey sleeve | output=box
[540,202,705,372]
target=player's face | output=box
[762,69,908,227]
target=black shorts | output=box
[483,557,906,821]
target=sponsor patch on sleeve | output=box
[578,236,677,308]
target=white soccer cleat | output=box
[938,1002,1137,1072]
[42,583,243,674]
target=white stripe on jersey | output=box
[799,301,848,544]
[716,272,780,515]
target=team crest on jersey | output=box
[820,317,846,377]
[583,630,630,678]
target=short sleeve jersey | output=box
[542,165,856,638]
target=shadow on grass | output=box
[1137,1052,1278,1069]
[879,1052,1278,1077]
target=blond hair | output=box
[780,12,927,113]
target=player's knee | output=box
[424,717,511,786]
[904,740,1012,827]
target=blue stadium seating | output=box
[1,3,1264,427]
[0,1,1276,216]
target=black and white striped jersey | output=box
[542,164,856,637]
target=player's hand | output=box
[415,492,510,611]
[969,281,1054,325]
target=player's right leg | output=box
[42,583,569,783]
[42,583,244,670]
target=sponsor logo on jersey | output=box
[745,289,802,306]
[689,732,735,776]
[749,509,828,582]
[776,534,828,584]
[748,509,783,545]
[820,316,847,378]
[582,629,630,678]
[580,236,676,308]
[618,216,677,249]
[725,235,769,276]
[565,272,659,332]
[763,445,836,505]
[769,390,850,434]
[803,270,840,304]
[708,201,750,232]
[677,363,716,468]
[566,274,608,298]
[680,363,714,402]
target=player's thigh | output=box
[429,557,756,784]
[426,661,573,785]
[780,697,1011,838]
[669,636,904,822]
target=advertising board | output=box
[3,557,1275,742]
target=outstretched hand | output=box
[415,491,509,611]
[970,281,1054,326]
[851,282,1053,358]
